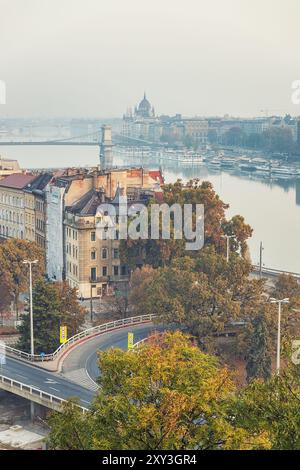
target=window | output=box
[121,265,127,276]
[91,250,96,260]
[113,248,119,259]
[102,266,107,277]
[90,267,97,281]
[91,231,96,242]
[113,265,119,276]
[102,248,108,259]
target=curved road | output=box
[61,323,165,390]
[1,357,94,407]
[1,323,163,408]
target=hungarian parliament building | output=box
[122,93,209,146]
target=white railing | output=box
[252,265,300,279]
[5,314,156,363]
[0,374,88,412]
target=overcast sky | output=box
[1,0,300,118]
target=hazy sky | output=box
[1,0,300,118]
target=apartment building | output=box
[183,119,209,144]
[0,173,36,239]
[46,167,163,283]
[64,187,128,298]
[0,172,52,248]
[24,173,53,249]
[64,181,161,299]
[0,156,21,180]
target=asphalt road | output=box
[0,323,164,407]
[0,357,94,407]
[61,323,165,387]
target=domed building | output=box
[134,93,155,119]
[122,92,160,142]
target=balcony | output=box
[89,276,110,284]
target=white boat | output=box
[220,157,237,168]
[270,166,300,176]
[207,158,222,167]
[179,153,204,164]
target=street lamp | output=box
[270,297,290,376]
[23,260,38,356]
[221,235,234,263]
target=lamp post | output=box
[259,241,264,279]
[221,235,234,263]
[23,260,38,356]
[270,297,290,376]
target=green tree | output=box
[262,127,294,153]
[17,279,61,354]
[246,314,272,382]
[207,129,218,145]
[47,332,270,450]
[223,127,245,147]
[17,280,86,354]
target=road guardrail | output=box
[5,314,156,363]
[0,374,88,412]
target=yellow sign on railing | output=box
[128,332,134,350]
[60,326,68,344]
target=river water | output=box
[2,144,300,273]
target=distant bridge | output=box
[0,131,162,148]
[252,265,300,279]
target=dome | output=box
[136,93,151,118]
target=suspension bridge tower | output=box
[99,125,113,170]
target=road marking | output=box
[81,400,90,404]
[49,387,60,392]
[45,378,58,384]
[16,374,27,380]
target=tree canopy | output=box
[121,179,253,269]
[0,239,44,317]
[47,332,270,450]
[17,280,86,354]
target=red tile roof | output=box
[149,170,165,185]
[0,173,36,189]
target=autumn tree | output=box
[234,364,300,449]
[53,282,86,336]
[273,274,300,309]
[47,332,270,450]
[0,272,13,324]
[128,265,156,315]
[130,248,266,349]
[106,284,130,320]
[0,239,44,318]
[121,179,253,269]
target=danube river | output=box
[2,144,300,273]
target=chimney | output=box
[93,169,98,189]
